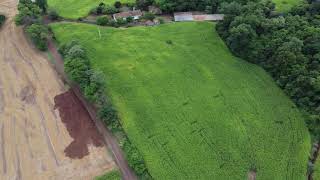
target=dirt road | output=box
[0,0,116,179]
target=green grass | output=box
[273,0,301,12]
[47,0,133,19]
[95,170,122,180]
[313,157,320,179]
[51,22,310,179]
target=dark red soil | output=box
[54,89,104,159]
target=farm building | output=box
[174,12,224,22]
[174,12,193,21]
[113,10,143,21]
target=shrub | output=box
[66,44,87,59]
[121,138,149,177]
[48,9,59,20]
[64,57,90,87]
[96,16,109,26]
[84,70,106,105]
[126,16,134,23]
[0,14,5,27]
[116,18,127,25]
[136,0,154,10]
[26,23,49,50]
[158,17,164,24]
[96,2,106,14]
[98,103,121,131]
[15,0,42,25]
[114,1,122,8]
[103,5,119,14]
[142,12,155,21]
[58,40,80,56]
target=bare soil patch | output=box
[248,170,256,180]
[54,89,104,158]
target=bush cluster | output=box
[15,0,50,51]
[0,14,5,27]
[15,0,42,25]
[157,0,218,13]
[142,12,155,20]
[217,0,320,139]
[26,24,49,50]
[59,40,152,179]
[48,9,60,20]
[90,2,119,15]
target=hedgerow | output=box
[59,40,152,179]
[15,0,50,51]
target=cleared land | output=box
[0,0,115,179]
[48,0,134,19]
[51,22,310,179]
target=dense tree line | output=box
[15,0,49,50]
[217,0,320,138]
[58,40,152,179]
[157,0,213,12]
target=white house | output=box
[113,10,143,21]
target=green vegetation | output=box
[95,170,122,180]
[273,0,301,12]
[15,0,42,25]
[15,0,50,51]
[51,22,310,179]
[26,24,49,50]
[47,0,134,19]
[0,14,5,27]
[218,0,320,176]
[314,158,320,179]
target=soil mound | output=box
[54,89,103,158]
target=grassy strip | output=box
[95,169,122,180]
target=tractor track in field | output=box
[0,0,116,179]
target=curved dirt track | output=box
[0,0,115,179]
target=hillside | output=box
[51,22,310,179]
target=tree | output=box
[26,23,49,50]
[15,0,42,25]
[48,9,59,20]
[96,16,109,26]
[114,1,122,8]
[227,23,257,56]
[36,0,48,13]
[64,57,90,88]
[84,70,106,105]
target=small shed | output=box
[113,10,143,21]
[174,12,224,22]
[193,14,224,21]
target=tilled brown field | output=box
[0,0,116,179]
